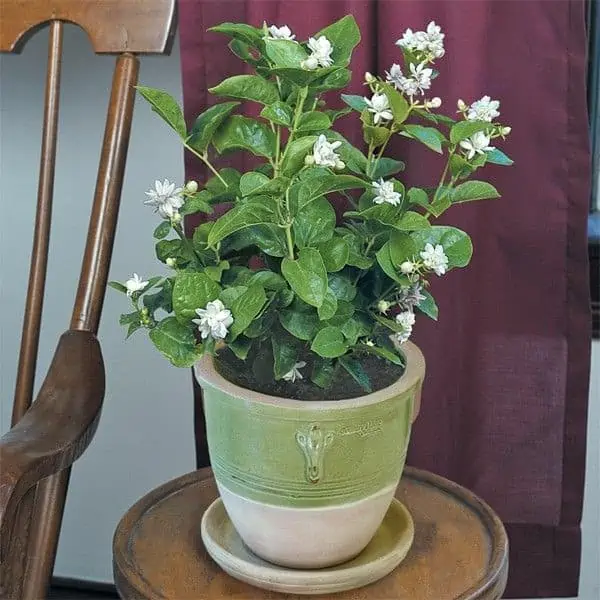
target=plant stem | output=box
[274,125,281,176]
[433,152,453,202]
[184,143,228,187]
[281,86,308,164]
[284,225,294,260]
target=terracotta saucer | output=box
[200,497,414,595]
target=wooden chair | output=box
[0,2,176,598]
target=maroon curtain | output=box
[179,1,592,596]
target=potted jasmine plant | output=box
[112,15,512,578]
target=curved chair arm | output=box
[0,330,105,560]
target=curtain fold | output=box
[179,1,592,596]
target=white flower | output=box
[386,64,419,97]
[192,299,234,340]
[396,28,417,50]
[395,310,416,343]
[426,97,442,109]
[420,243,449,276]
[312,134,342,168]
[377,299,392,314]
[301,35,333,69]
[466,95,500,122]
[408,62,433,95]
[372,178,402,206]
[125,273,148,297]
[364,92,393,124]
[459,131,495,160]
[268,25,296,41]
[400,261,415,274]
[144,179,184,219]
[282,361,307,383]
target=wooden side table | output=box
[113,467,508,599]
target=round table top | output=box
[113,467,508,600]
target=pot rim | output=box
[194,341,425,411]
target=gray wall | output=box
[0,23,598,599]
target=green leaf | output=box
[315,15,360,66]
[372,312,405,333]
[338,355,371,392]
[364,124,391,147]
[402,124,445,153]
[343,233,374,269]
[264,38,308,67]
[485,148,514,166]
[229,336,253,360]
[318,237,349,272]
[326,300,355,326]
[297,111,332,132]
[136,86,186,138]
[228,39,259,65]
[328,273,357,301]
[312,68,351,92]
[376,242,404,283]
[204,260,230,282]
[341,94,368,112]
[388,231,417,267]
[318,288,338,320]
[236,224,288,257]
[209,75,279,105]
[452,180,500,203]
[149,317,199,368]
[260,102,293,127]
[156,239,194,266]
[449,154,474,179]
[279,303,320,340]
[356,343,403,365]
[229,284,267,341]
[272,331,300,379]
[213,115,276,158]
[325,131,368,175]
[172,272,221,323]
[219,285,248,306]
[407,187,429,208]
[205,168,242,199]
[293,197,336,247]
[371,157,405,180]
[293,170,368,211]
[247,270,288,291]
[380,83,410,124]
[281,136,317,176]
[396,211,431,230]
[341,313,372,344]
[209,23,264,47]
[326,107,353,123]
[345,203,401,228]
[411,226,473,268]
[281,247,328,308]
[449,120,492,145]
[153,221,171,240]
[239,172,270,197]
[187,102,239,153]
[311,326,348,358]
[416,289,438,320]
[180,191,214,216]
[143,279,174,314]
[311,358,335,388]
[109,281,128,294]
[208,198,277,247]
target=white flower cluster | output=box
[193,300,234,340]
[311,134,344,169]
[396,21,445,59]
[267,25,296,41]
[144,179,184,220]
[460,95,500,122]
[125,273,148,297]
[386,62,433,98]
[420,243,448,276]
[372,178,402,206]
[395,310,416,343]
[301,36,334,70]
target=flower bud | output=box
[365,339,375,347]
[301,56,319,71]
[304,155,315,166]
[400,261,415,274]
[501,126,512,136]
[377,299,392,314]
[457,99,467,111]
[185,180,198,193]
[427,97,442,109]
[171,212,182,224]
[166,257,177,268]
[335,160,346,170]
[364,71,376,83]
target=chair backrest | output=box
[0,1,176,597]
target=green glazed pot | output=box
[194,341,425,569]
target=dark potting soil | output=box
[214,348,406,401]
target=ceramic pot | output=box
[194,341,425,569]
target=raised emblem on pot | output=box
[295,424,334,483]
